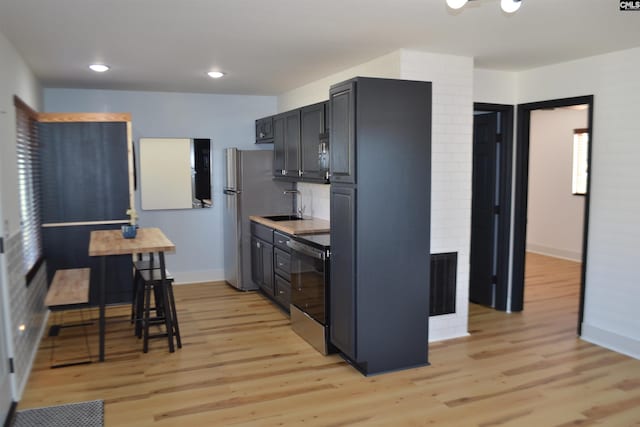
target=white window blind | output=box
[14,96,43,281]
[572,129,589,196]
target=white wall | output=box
[400,50,473,341]
[278,49,474,342]
[0,30,47,401]
[517,48,640,358]
[44,88,277,284]
[473,68,518,105]
[527,108,587,261]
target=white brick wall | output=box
[297,183,330,220]
[400,50,474,341]
[5,231,48,398]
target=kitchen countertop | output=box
[249,215,330,235]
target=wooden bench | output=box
[45,268,92,368]
[45,268,90,308]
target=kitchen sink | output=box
[263,215,304,221]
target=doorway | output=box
[513,96,594,334]
[469,103,514,311]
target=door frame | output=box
[472,103,514,311]
[512,95,594,335]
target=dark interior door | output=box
[470,112,499,306]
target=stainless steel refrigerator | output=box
[223,148,294,290]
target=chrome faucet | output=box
[283,189,305,219]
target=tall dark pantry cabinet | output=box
[329,77,432,375]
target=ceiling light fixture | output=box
[89,64,110,73]
[500,0,522,13]
[446,0,468,9]
[207,71,225,79]
[446,0,522,13]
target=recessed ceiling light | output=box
[89,64,110,73]
[207,71,225,79]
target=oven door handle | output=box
[287,240,325,260]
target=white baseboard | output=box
[429,315,469,342]
[173,269,225,285]
[526,243,582,262]
[581,323,640,360]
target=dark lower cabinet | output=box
[329,185,356,359]
[251,236,274,296]
[251,221,292,312]
[329,77,432,376]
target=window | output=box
[572,128,589,196]
[14,96,43,284]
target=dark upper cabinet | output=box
[284,110,301,177]
[329,77,432,376]
[329,81,356,184]
[273,115,286,175]
[272,110,300,178]
[300,102,329,182]
[267,102,330,182]
[255,116,274,143]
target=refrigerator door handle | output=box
[224,189,241,195]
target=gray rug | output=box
[13,400,103,427]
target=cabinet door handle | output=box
[279,290,285,295]
[256,241,261,248]
[278,240,286,245]
[278,262,284,267]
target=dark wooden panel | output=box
[39,122,129,223]
[42,224,132,306]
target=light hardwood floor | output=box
[20,253,640,426]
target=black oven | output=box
[287,234,331,354]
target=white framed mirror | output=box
[139,137,212,210]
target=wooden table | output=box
[88,227,175,361]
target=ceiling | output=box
[1,0,638,95]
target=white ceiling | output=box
[1,0,639,95]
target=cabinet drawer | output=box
[274,231,291,252]
[274,248,290,280]
[251,221,273,243]
[274,275,291,310]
